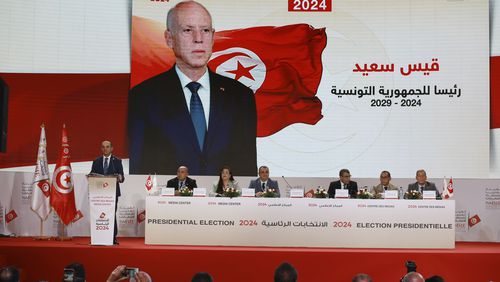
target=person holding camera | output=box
[106,265,151,282]
[62,263,85,282]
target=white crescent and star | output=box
[210,47,266,93]
[53,166,74,194]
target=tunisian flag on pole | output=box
[49,124,77,225]
[131,18,327,136]
[30,124,51,220]
[442,177,454,199]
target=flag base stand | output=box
[55,219,72,241]
[32,218,51,240]
[32,236,52,241]
[54,235,73,241]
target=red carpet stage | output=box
[1,237,499,281]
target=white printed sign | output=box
[88,176,116,245]
[145,197,455,248]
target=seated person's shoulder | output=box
[129,71,172,96]
[213,72,253,96]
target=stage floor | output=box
[1,237,499,281]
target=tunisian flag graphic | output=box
[131,16,327,136]
[49,124,77,225]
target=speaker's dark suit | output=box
[167,176,198,190]
[128,67,257,176]
[90,155,125,197]
[90,155,124,242]
[327,180,358,198]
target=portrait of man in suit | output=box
[407,169,437,194]
[166,165,198,191]
[248,166,280,197]
[128,0,257,176]
[327,168,358,198]
[90,140,124,244]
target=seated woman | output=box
[210,165,240,197]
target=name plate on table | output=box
[335,189,349,199]
[290,188,304,198]
[384,190,398,199]
[161,188,175,196]
[423,191,437,199]
[241,188,255,197]
[193,188,207,197]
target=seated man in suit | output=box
[167,166,198,193]
[128,0,257,176]
[371,170,399,196]
[328,168,358,198]
[248,166,280,197]
[90,140,124,245]
[407,169,437,194]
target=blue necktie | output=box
[103,157,109,175]
[187,82,206,150]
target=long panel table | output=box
[145,197,455,249]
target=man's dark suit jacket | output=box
[128,67,257,176]
[407,181,438,193]
[167,176,198,190]
[248,178,280,196]
[327,180,358,198]
[90,155,125,197]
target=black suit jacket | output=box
[128,67,257,176]
[90,155,125,197]
[328,180,358,198]
[167,176,198,190]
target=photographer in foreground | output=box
[106,265,151,282]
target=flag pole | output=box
[32,123,51,241]
[33,218,51,240]
[55,218,72,241]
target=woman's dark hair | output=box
[216,165,234,194]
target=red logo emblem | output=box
[468,214,481,228]
[37,180,51,197]
[5,210,18,223]
[73,210,84,223]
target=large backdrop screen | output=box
[0,0,490,178]
[130,0,489,177]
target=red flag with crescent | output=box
[145,175,153,191]
[208,24,326,136]
[49,124,77,225]
[131,18,326,136]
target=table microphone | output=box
[281,176,293,189]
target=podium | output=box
[87,174,117,245]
